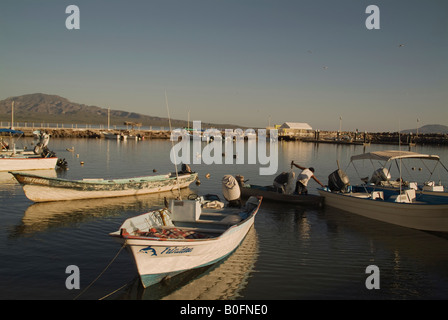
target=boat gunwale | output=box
[111,196,262,242]
[9,171,197,187]
[317,187,448,208]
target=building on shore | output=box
[278,122,313,139]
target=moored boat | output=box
[10,171,198,202]
[240,184,324,207]
[350,150,448,197]
[1,129,61,171]
[109,195,262,288]
[317,166,448,232]
[1,156,58,171]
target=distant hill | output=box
[401,124,448,134]
[0,93,242,129]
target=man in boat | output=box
[291,161,325,194]
[272,172,294,193]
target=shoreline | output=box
[3,126,448,145]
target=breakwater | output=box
[9,127,171,140]
[285,130,448,146]
[4,127,448,145]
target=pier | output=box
[2,125,447,145]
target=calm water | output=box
[1,137,448,300]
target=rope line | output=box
[98,281,131,300]
[73,240,127,300]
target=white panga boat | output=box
[349,150,448,197]
[1,129,60,171]
[318,164,448,232]
[1,156,58,172]
[10,171,198,202]
[109,195,262,288]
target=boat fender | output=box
[222,175,241,202]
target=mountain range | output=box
[0,93,241,129]
[400,124,448,135]
[1,93,447,133]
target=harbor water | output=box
[1,137,448,300]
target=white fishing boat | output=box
[318,162,448,232]
[1,129,60,171]
[109,195,262,288]
[1,156,58,172]
[349,150,448,197]
[10,171,198,202]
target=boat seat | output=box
[370,191,384,200]
[197,214,242,225]
[389,189,416,203]
[349,193,371,198]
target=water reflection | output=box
[322,207,448,279]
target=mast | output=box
[11,101,14,130]
[165,90,182,199]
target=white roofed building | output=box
[279,122,313,138]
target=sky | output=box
[0,0,447,132]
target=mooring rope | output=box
[98,281,131,300]
[73,240,127,300]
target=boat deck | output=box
[173,210,243,234]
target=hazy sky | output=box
[1,0,447,131]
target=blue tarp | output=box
[0,128,24,135]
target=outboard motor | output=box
[181,163,192,173]
[222,175,241,207]
[328,169,350,192]
[57,158,68,170]
[370,167,391,185]
[33,131,50,155]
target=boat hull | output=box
[241,185,323,206]
[317,188,448,232]
[110,197,262,288]
[10,172,198,202]
[125,221,255,288]
[0,157,58,171]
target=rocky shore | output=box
[5,127,448,145]
[12,127,171,139]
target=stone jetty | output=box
[4,127,447,145]
[9,127,171,140]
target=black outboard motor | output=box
[328,169,350,192]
